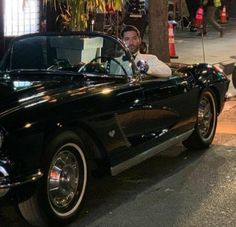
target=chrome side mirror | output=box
[136,60,149,74]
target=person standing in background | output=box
[201,0,224,37]
[185,0,201,31]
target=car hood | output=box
[0,70,126,118]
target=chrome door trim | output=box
[111,129,194,176]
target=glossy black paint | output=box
[0,32,229,199]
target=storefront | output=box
[0,0,44,58]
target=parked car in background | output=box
[232,63,236,88]
[0,32,229,226]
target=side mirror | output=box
[136,60,149,74]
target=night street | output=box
[0,1,236,226]
[0,98,235,227]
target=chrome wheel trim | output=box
[197,92,216,141]
[47,143,87,217]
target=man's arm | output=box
[135,54,172,78]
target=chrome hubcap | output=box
[198,95,213,138]
[48,151,79,209]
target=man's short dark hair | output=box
[121,25,141,38]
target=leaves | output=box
[43,0,124,31]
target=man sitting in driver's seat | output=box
[121,25,172,78]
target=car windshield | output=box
[3,34,134,77]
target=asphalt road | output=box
[73,139,236,227]
[0,134,235,227]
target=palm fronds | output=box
[43,0,124,31]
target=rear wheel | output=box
[18,131,89,226]
[183,89,217,149]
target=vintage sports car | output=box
[0,32,229,226]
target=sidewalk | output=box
[214,95,236,146]
[171,18,236,73]
[171,18,236,98]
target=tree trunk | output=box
[148,0,170,62]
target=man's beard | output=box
[129,45,139,54]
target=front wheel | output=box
[183,89,217,149]
[18,131,89,226]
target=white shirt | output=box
[108,51,172,78]
[134,52,172,78]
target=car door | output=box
[140,75,199,145]
[77,35,150,166]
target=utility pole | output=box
[148,0,170,62]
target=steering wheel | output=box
[78,56,128,76]
[47,59,71,70]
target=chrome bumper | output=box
[0,166,43,198]
[0,166,9,197]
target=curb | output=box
[219,60,236,75]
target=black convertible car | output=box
[0,32,229,226]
